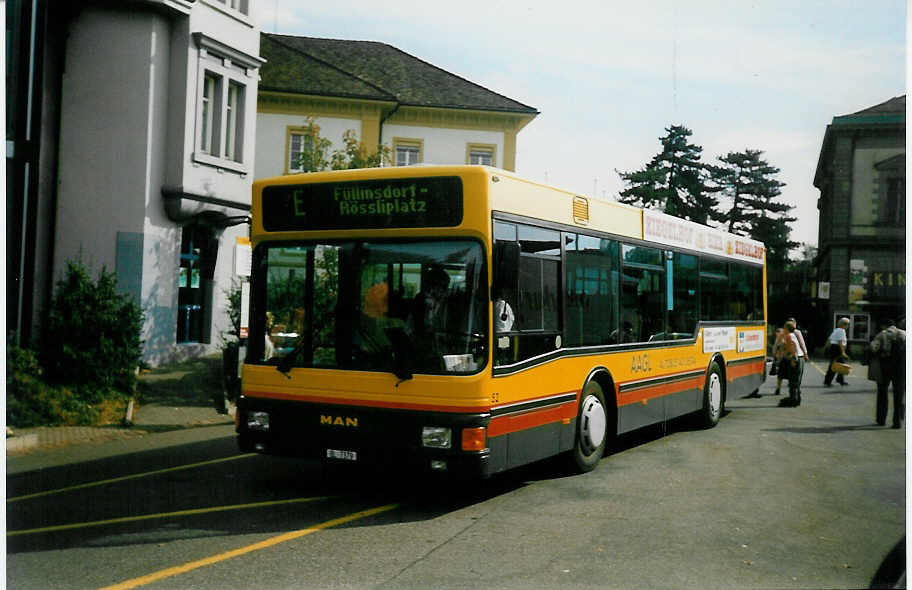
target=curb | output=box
[6,434,39,454]
[6,403,236,457]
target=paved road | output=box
[6,359,905,589]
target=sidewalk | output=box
[6,356,236,457]
[5,403,235,456]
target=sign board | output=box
[818,281,830,300]
[737,329,765,353]
[703,327,736,353]
[240,281,250,339]
[235,237,252,277]
[643,210,765,265]
[262,176,464,231]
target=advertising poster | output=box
[703,327,736,353]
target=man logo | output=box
[320,415,359,428]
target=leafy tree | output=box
[294,117,333,173]
[296,119,390,172]
[330,130,392,169]
[616,125,721,225]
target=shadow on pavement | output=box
[870,536,906,589]
[764,423,896,434]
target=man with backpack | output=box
[869,318,906,428]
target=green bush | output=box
[6,337,101,427]
[41,260,144,400]
[7,375,100,427]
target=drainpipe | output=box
[161,186,251,228]
[378,103,400,165]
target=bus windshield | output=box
[253,239,488,376]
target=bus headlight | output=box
[422,426,451,449]
[247,411,270,431]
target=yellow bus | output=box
[237,165,766,476]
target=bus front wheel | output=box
[699,360,724,428]
[569,381,609,473]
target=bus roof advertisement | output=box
[261,176,464,231]
[643,210,764,265]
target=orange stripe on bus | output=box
[616,375,705,407]
[726,360,764,379]
[488,401,578,437]
[241,390,489,414]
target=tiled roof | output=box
[259,34,394,101]
[832,95,905,126]
[260,33,539,115]
[847,95,905,116]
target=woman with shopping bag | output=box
[823,317,850,386]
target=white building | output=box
[9,0,263,364]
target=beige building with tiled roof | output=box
[254,33,539,178]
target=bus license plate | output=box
[326,449,357,461]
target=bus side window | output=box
[620,244,664,343]
[493,221,520,332]
[494,221,565,366]
[669,251,698,338]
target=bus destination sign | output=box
[261,176,464,231]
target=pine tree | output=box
[616,125,721,225]
[712,149,796,266]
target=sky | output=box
[253,1,906,248]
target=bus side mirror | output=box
[493,241,520,298]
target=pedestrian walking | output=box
[788,317,808,393]
[868,318,906,428]
[823,317,850,386]
[778,321,805,407]
[770,326,786,396]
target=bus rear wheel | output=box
[699,360,724,428]
[569,381,609,473]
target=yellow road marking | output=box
[808,361,825,375]
[7,496,331,536]
[7,454,255,503]
[97,503,399,590]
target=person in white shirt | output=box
[494,297,514,333]
[823,317,850,386]
[779,320,806,407]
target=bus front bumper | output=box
[236,395,492,478]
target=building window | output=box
[197,68,244,166]
[213,0,249,15]
[224,81,244,162]
[200,73,219,155]
[875,154,905,226]
[884,177,905,225]
[192,33,264,173]
[393,138,422,166]
[467,143,496,166]
[287,127,315,173]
